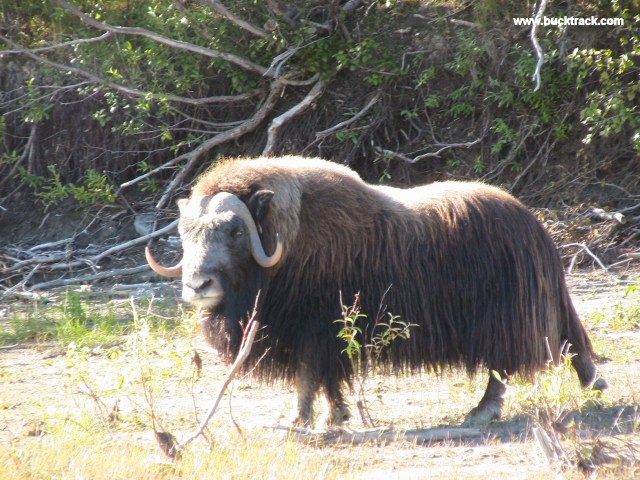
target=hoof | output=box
[462,402,502,427]
[291,414,312,428]
[326,405,350,427]
[592,377,608,392]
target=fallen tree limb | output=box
[270,425,483,446]
[590,207,626,224]
[1,220,178,293]
[28,265,151,291]
[561,242,618,280]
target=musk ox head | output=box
[146,191,283,308]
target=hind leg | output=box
[323,380,350,426]
[462,372,507,426]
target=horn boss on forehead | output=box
[146,191,283,278]
[202,192,283,268]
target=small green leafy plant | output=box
[17,165,116,211]
[335,293,417,426]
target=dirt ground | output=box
[1,268,639,479]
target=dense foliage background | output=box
[2,0,639,205]
[0,0,639,288]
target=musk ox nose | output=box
[185,276,212,294]
[182,273,223,307]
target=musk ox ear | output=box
[247,189,275,223]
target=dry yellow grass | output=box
[1,271,639,479]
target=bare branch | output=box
[192,0,266,38]
[271,425,483,445]
[153,80,285,209]
[0,219,179,294]
[315,91,381,139]
[28,265,151,291]
[0,34,259,106]
[561,242,618,280]
[378,138,482,164]
[0,31,113,54]
[263,79,326,156]
[590,207,626,224]
[175,313,260,453]
[530,0,548,91]
[55,0,270,77]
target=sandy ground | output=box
[1,268,639,479]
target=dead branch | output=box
[270,425,483,446]
[315,91,381,140]
[1,219,178,294]
[33,219,179,273]
[263,79,326,156]
[561,242,618,280]
[173,314,260,454]
[0,34,260,107]
[530,0,548,91]
[28,265,151,291]
[381,138,482,163]
[619,203,640,213]
[532,423,573,468]
[153,81,285,209]
[192,0,266,38]
[2,264,41,297]
[590,207,626,224]
[1,31,113,54]
[121,80,282,197]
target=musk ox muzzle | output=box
[146,192,283,303]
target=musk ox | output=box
[146,156,606,426]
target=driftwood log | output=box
[270,425,483,446]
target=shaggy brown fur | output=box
[187,156,603,425]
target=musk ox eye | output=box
[232,227,244,238]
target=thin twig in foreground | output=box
[175,314,260,452]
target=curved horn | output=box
[236,205,284,268]
[208,193,284,268]
[145,246,183,277]
[249,231,283,268]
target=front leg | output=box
[293,361,320,427]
